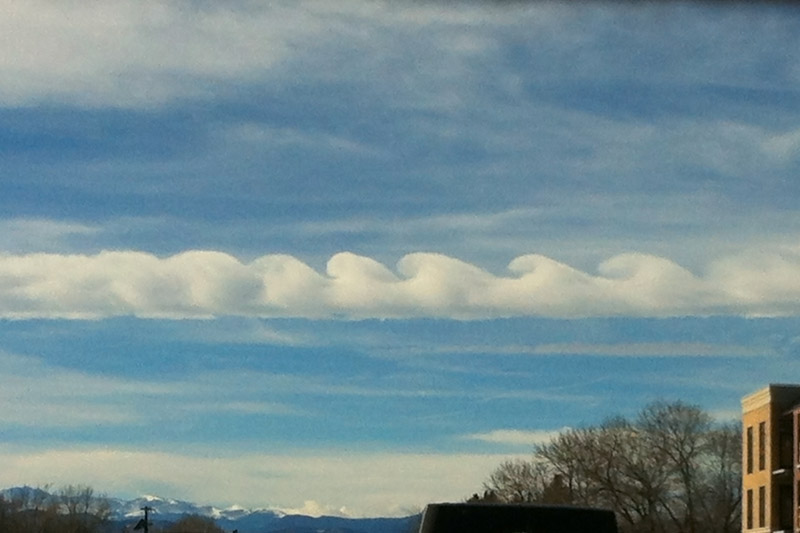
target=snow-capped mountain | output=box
[106,493,279,522]
[1,487,418,533]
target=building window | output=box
[758,421,766,471]
[747,426,754,474]
[746,489,753,529]
[758,485,765,528]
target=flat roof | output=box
[742,384,800,413]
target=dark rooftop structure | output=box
[418,503,619,533]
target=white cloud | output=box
[0,0,511,108]
[401,341,770,360]
[223,123,384,157]
[707,409,741,423]
[0,219,99,253]
[0,0,289,106]
[184,321,301,346]
[462,428,568,447]
[0,447,524,517]
[762,127,800,162]
[184,401,301,417]
[530,342,771,358]
[1,2,792,109]
[3,248,800,320]
[0,351,158,427]
[0,351,301,428]
[281,500,352,518]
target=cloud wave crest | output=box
[2,249,800,319]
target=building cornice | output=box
[742,386,772,413]
[742,384,800,413]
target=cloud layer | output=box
[0,0,513,107]
[2,2,797,109]
[2,248,800,319]
[0,447,522,517]
[0,350,301,429]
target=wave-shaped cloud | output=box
[2,249,800,320]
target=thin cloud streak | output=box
[6,348,578,432]
[531,342,773,358]
[0,219,99,253]
[410,341,772,359]
[0,351,303,429]
[462,428,569,447]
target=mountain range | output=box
[0,487,420,533]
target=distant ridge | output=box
[0,486,418,533]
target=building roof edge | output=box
[742,384,800,413]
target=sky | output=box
[2,0,800,519]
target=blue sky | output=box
[2,0,800,518]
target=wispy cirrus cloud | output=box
[0,351,157,427]
[2,2,796,110]
[530,342,773,358]
[0,219,99,253]
[0,351,301,429]
[2,347,542,433]
[0,0,512,108]
[397,341,772,360]
[462,428,569,447]
[763,126,800,162]
[2,248,800,320]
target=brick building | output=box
[741,384,800,532]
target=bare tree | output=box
[0,494,22,533]
[695,423,742,533]
[9,485,59,533]
[638,401,712,533]
[0,485,110,533]
[58,484,111,533]
[535,428,599,506]
[479,401,741,533]
[483,459,552,503]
